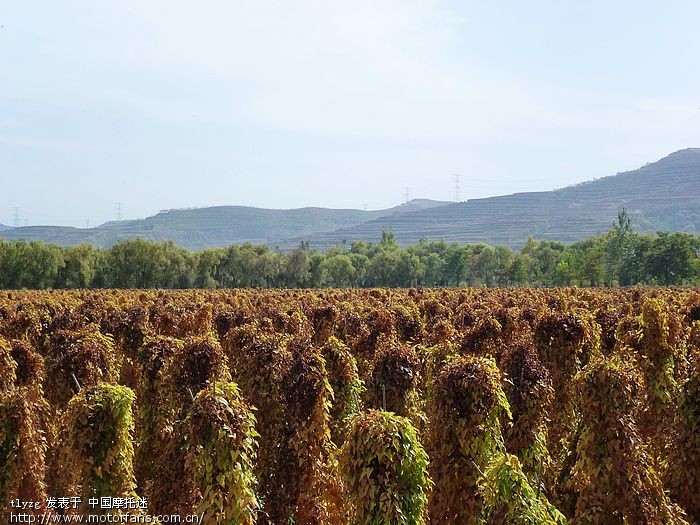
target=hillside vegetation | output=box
[0,201,449,249]
[2,149,698,250]
[297,148,700,250]
[1,214,698,289]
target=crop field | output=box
[1,288,699,524]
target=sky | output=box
[1,0,699,227]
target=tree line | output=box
[0,211,698,289]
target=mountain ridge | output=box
[0,199,450,249]
[285,148,700,249]
[2,149,698,250]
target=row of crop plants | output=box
[0,288,698,523]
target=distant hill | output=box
[290,148,700,249]
[0,224,11,232]
[0,199,450,249]
[2,149,698,250]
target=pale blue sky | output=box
[1,1,699,227]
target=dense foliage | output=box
[1,212,698,289]
[0,287,698,523]
[340,410,430,525]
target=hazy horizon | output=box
[2,1,699,227]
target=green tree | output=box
[322,253,356,287]
[645,232,698,285]
[0,240,63,289]
[24,241,64,288]
[493,245,514,286]
[508,254,530,285]
[219,244,257,287]
[0,240,24,288]
[605,208,635,285]
[394,250,424,287]
[617,233,652,285]
[283,247,310,287]
[553,252,575,286]
[380,229,399,249]
[568,238,606,286]
[533,241,565,286]
[349,240,369,256]
[307,252,326,287]
[106,239,191,288]
[518,237,542,284]
[157,241,194,288]
[366,250,400,286]
[421,252,446,286]
[348,253,370,287]
[107,239,160,288]
[468,244,496,286]
[193,248,223,289]
[57,245,99,288]
[252,247,282,287]
[444,244,469,286]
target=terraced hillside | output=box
[2,149,698,250]
[294,148,700,250]
[0,200,450,249]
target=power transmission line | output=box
[453,174,461,202]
